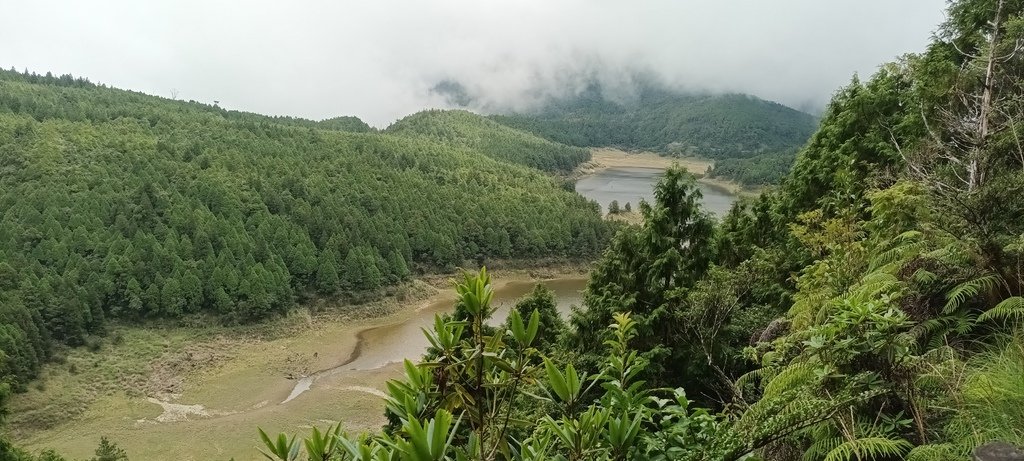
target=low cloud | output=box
[1,0,946,126]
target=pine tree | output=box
[90,436,128,461]
[504,284,565,352]
[160,278,183,315]
[316,250,340,294]
[388,250,411,282]
[341,249,365,291]
[180,270,203,312]
[212,287,232,313]
[360,247,383,291]
[125,278,144,313]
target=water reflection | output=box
[575,167,737,216]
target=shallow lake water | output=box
[284,277,587,402]
[575,167,738,216]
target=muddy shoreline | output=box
[12,270,589,461]
[576,147,758,197]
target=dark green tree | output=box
[569,167,716,392]
[90,437,128,461]
[315,250,340,294]
[503,284,565,352]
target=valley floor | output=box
[9,267,589,461]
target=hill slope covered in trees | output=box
[386,109,591,173]
[481,82,817,185]
[0,69,611,393]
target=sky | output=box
[1,0,948,127]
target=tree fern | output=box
[735,367,765,399]
[901,313,978,351]
[924,243,971,267]
[791,289,832,330]
[845,271,903,305]
[911,268,939,285]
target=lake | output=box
[284,277,588,402]
[576,167,738,216]
[342,277,585,371]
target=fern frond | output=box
[893,230,924,244]
[979,296,1024,322]
[763,362,819,398]
[848,272,902,303]
[868,235,926,272]
[904,313,978,351]
[905,443,964,461]
[804,435,843,461]
[925,242,971,266]
[911,268,938,285]
[792,291,832,329]
[943,274,1001,314]
[735,367,765,395]
[822,436,912,461]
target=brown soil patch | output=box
[575,148,712,177]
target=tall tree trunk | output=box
[972,0,1004,191]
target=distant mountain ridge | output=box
[433,79,817,185]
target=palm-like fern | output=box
[942,274,1002,314]
[905,443,965,461]
[979,296,1024,322]
[822,436,913,461]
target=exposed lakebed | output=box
[15,274,590,461]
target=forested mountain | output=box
[482,82,817,185]
[315,116,374,133]
[704,147,800,186]
[386,109,590,173]
[0,69,610,393]
[249,0,1024,459]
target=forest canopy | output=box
[386,109,591,173]
[0,68,611,390]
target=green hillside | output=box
[0,69,610,389]
[487,83,817,184]
[386,109,590,173]
[315,115,374,132]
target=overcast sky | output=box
[2,0,947,127]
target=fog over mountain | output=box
[1,0,945,126]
